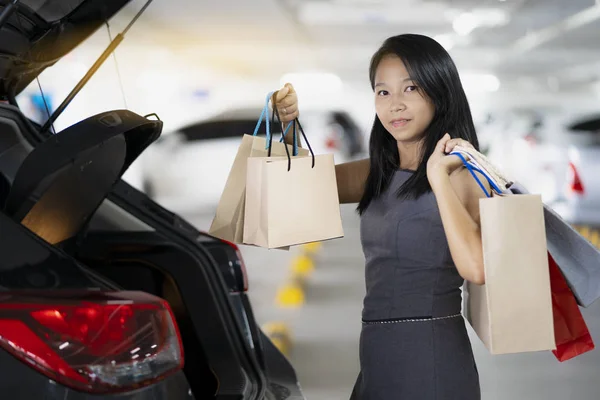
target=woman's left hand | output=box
[427,133,476,187]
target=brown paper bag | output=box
[243,154,344,249]
[463,194,556,355]
[208,134,308,244]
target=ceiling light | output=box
[453,12,479,36]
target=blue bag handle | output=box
[252,91,296,154]
[270,102,298,156]
[279,122,297,156]
[450,151,503,198]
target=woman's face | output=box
[374,55,435,144]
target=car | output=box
[0,1,305,399]
[134,107,365,213]
[553,114,600,226]
[477,108,566,203]
[479,109,600,226]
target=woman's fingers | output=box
[272,83,299,123]
[435,133,451,153]
[275,99,298,122]
[275,104,299,122]
[444,138,474,153]
[276,96,298,110]
[278,109,299,123]
[277,103,298,116]
[274,87,289,103]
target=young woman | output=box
[274,33,489,399]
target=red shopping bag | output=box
[549,252,595,362]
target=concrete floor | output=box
[189,204,600,400]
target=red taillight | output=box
[325,137,338,150]
[222,240,249,292]
[568,162,585,195]
[523,133,537,147]
[0,291,184,394]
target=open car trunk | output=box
[72,191,268,398]
[0,0,305,395]
[70,181,304,399]
[74,177,304,399]
[0,98,302,398]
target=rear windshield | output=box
[21,0,86,22]
[179,120,283,141]
[569,116,600,133]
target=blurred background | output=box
[15,0,600,398]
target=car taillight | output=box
[567,162,585,195]
[222,240,249,292]
[523,133,537,147]
[0,291,184,394]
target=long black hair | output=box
[357,34,479,215]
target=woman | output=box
[274,34,488,399]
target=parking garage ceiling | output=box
[112,0,600,91]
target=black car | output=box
[0,0,304,399]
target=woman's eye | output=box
[377,90,389,96]
[406,85,418,92]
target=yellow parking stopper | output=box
[302,242,322,254]
[276,280,305,308]
[262,322,293,356]
[291,254,315,278]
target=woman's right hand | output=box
[272,83,299,123]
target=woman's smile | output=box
[391,118,411,128]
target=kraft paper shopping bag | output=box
[451,154,555,355]
[453,145,600,308]
[510,181,600,308]
[464,193,556,355]
[243,154,344,249]
[209,93,308,244]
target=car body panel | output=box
[98,180,306,399]
[0,205,193,399]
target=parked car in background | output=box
[555,114,600,226]
[480,109,600,226]
[135,107,365,213]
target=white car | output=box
[134,107,365,213]
[556,115,600,226]
[480,110,600,226]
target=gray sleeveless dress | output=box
[351,169,480,400]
